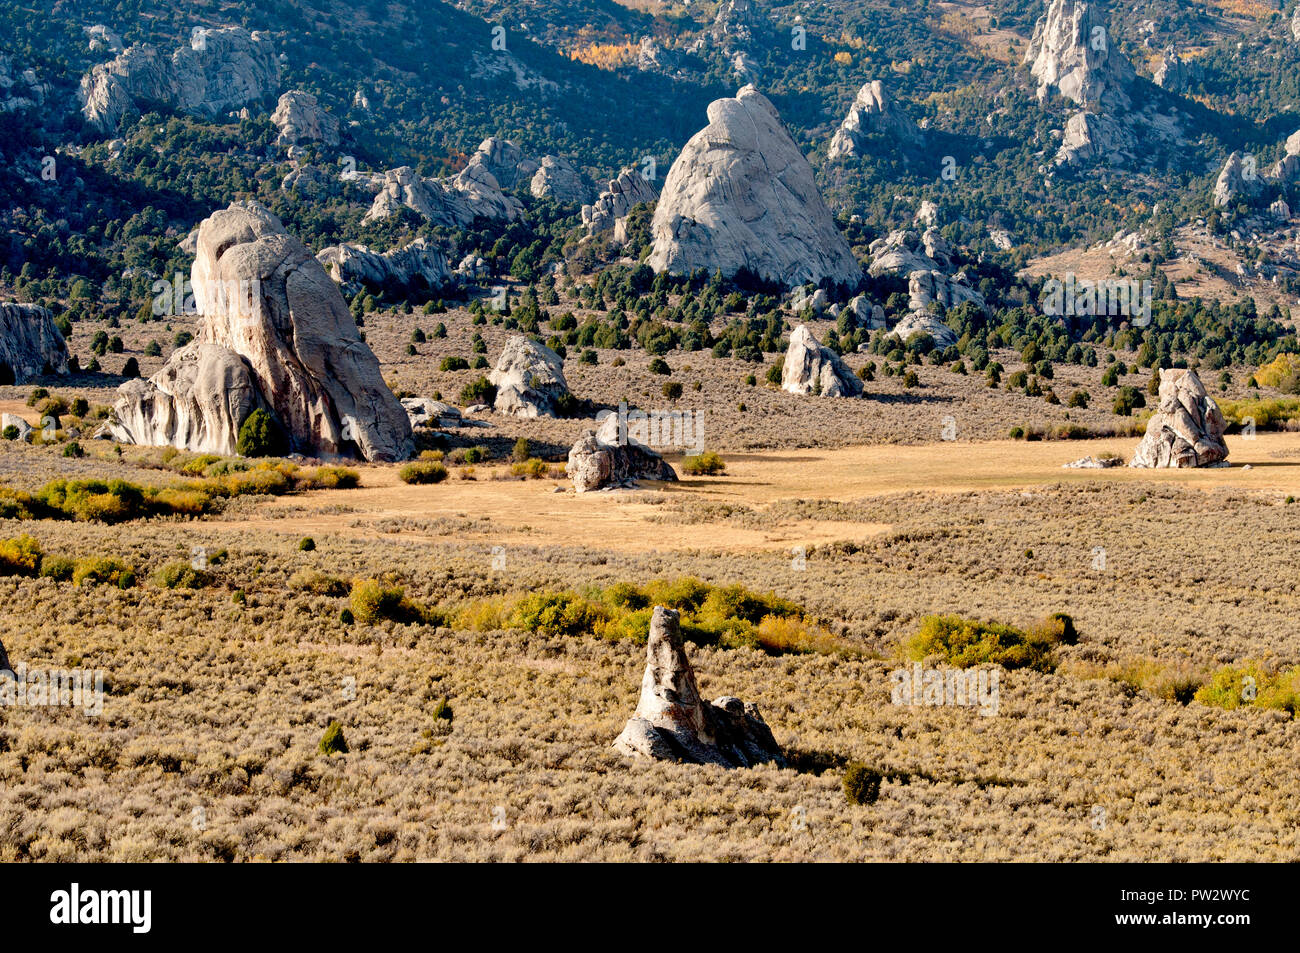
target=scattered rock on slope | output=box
[0,303,70,381]
[1128,369,1228,468]
[781,325,863,397]
[582,167,657,238]
[827,80,922,159]
[80,26,279,134]
[613,606,785,768]
[488,336,569,418]
[316,238,452,296]
[101,201,412,461]
[271,90,339,147]
[648,85,861,288]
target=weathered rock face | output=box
[612,606,784,768]
[316,238,452,296]
[0,303,70,381]
[1213,151,1261,208]
[365,164,523,227]
[80,26,279,134]
[103,201,412,461]
[890,311,958,349]
[582,167,657,237]
[86,24,124,54]
[648,86,861,289]
[846,293,886,329]
[781,325,863,397]
[1294,6,1300,42]
[566,421,679,492]
[103,343,265,455]
[908,270,983,314]
[1058,110,1135,165]
[827,80,922,159]
[1024,0,1135,109]
[868,229,986,319]
[1129,369,1228,468]
[271,91,339,147]
[530,155,594,205]
[401,397,462,429]
[488,336,569,418]
[1153,48,1199,93]
[469,137,538,191]
[1,413,32,441]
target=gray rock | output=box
[529,155,594,205]
[827,80,922,159]
[1,414,32,441]
[468,137,538,191]
[890,311,958,349]
[1213,151,1262,208]
[846,294,886,329]
[1129,369,1228,468]
[316,238,452,296]
[365,164,523,227]
[271,90,339,147]
[0,54,50,113]
[488,336,569,418]
[648,85,861,288]
[1024,0,1135,109]
[582,167,657,236]
[80,27,279,134]
[401,397,462,429]
[1062,454,1123,468]
[1057,110,1136,166]
[0,303,69,381]
[103,201,412,461]
[612,606,784,768]
[566,425,678,492]
[1153,48,1199,93]
[781,325,863,398]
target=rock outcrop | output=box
[0,304,70,381]
[612,606,785,768]
[1129,369,1228,468]
[1153,48,1199,93]
[271,91,339,147]
[827,80,922,159]
[1057,110,1136,165]
[0,55,50,113]
[101,201,412,461]
[1,413,32,441]
[890,311,958,349]
[1024,0,1135,109]
[1212,151,1261,208]
[648,86,860,288]
[868,228,986,319]
[316,238,452,296]
[582,167,657,237]
[781,325,863,397]
[469,137,538,191]
[80,26,279,134]
[1294,6,1300,42]
[401,397,463,429]
[488,336,569,418]
[529,155,594,205]
[365,163,523,227]
[566,417,679,492]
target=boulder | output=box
[468,137,538,191]
[0,54,50,113]
[80,26,279,134]
[908,269,983,313]
[0,303,70,381]
[648,85,861,288]
[271,90,339,147]
[529,155,594,205]
[1153,48,1199,93]
[846,294,886,329]
[1057,110,1136,166]
[827,80,922,160]
[102,201,412,461]
[582,167,657,236]
[781,325,863,397]
[1,414,32,441]
[1213,151,1261,208]
[566,424,678,492]
[488,336,569,418]
[316,238,452,296]
[365,164,523,227]
[401,397,462,429]
[890,311,958,349]
[612,606,784,768]
[1062,454,1123,468]
[1129,369,1228,468]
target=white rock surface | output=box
[612,606,784,768]
[566,423,678,492]
[890,311,958,349]
[1129,369,1228,468]
[488,336,569,418]
[80,26,280,134]
[0,303,70,381]
[529,155,594,205]
[1024,0,1135,109]
[316,238,452,296]
[271,90,339,147]
[648,86,860,288]
[102,201,412,461]
[781,325,863,397]
[827,80,922,159]
[582,167,657,236]
[365,163,523,227]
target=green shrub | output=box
[62,441,85,458]
[512,437,531,462]
[1195,662,1300,715]
[350,579,425,625]
[298,536,316,552]
[509,591,608,638]
[432,698,453,722]
[288,569,348,596]
[2,425,19,441]
[648,357,671,375]
[236,409,287,458]
[153,561,212,589]
[843,763,883,805]
[903,613,1070,672]
[319,721,348,756]
[38,555,74,582]
[439,356,469,372]
[72,557,136,588]
[399,461,449,484]
[458,376,497,406]
[681,451,726,476]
